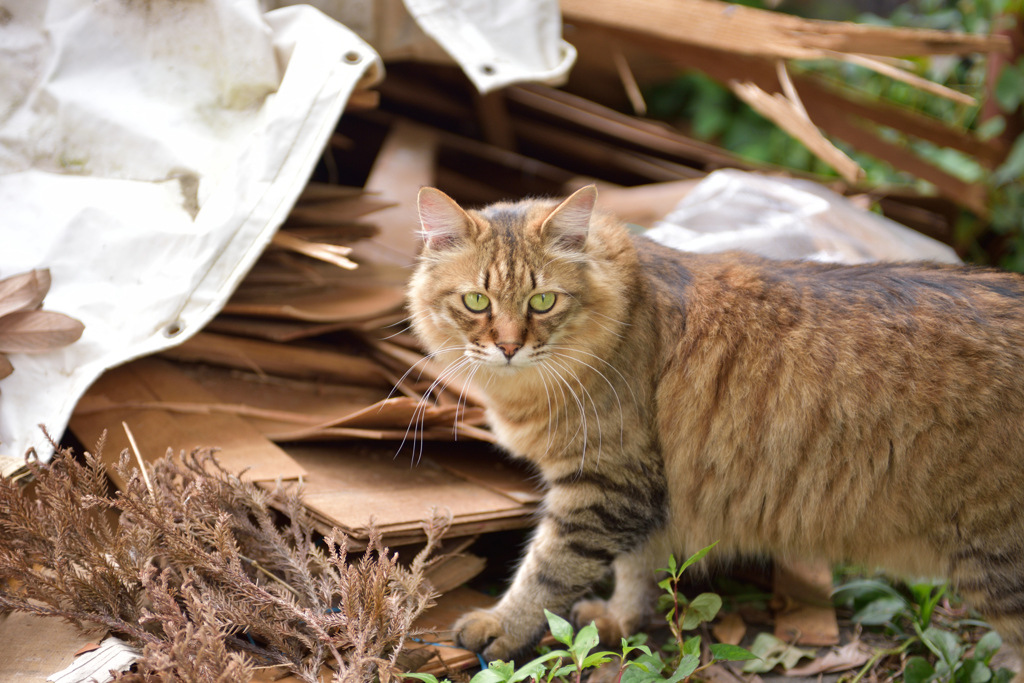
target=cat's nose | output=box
[497,342,522,359]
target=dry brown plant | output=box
[0,269,85,382]
[0,435,449,683]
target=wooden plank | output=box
[69,358,308,484]
[730,80,864,183]
[560,0,1009,60]
[161,331,390,387]
[361,121,440,267]
[0,612,99,683]
[277,444,536,543]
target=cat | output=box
[407,184,1024,674]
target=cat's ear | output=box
[417,187,473,250]
[541,185,597,251]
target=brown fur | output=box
[408,186,1024,670]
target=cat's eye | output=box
[529,292,556,312]
[463,292,490,312]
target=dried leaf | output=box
[0,269,50,318]
[0,310,84,353]
[784,640,873,676]
[713,613,747,646]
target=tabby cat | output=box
[407,185,1024,673]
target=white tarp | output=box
[0,0,576,461]
[261,0,577,93]
[0,1,386,459]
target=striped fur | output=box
[408,186,1024,671]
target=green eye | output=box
[463,292,490,312]
[529,292,556,312]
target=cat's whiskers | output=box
[548,355,603,469]
[453,361,483,440]
[550,350,625,451]
[533,361,556,457]
[538,358,586,462]
[553,339,641,410]
[385,340,460,403]
[399,355,474,464]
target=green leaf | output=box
[658,578,674,592]
[546,610,574,648]
[975,631,1003,664]
[683,636,701,658]
[992,134,1024,186]
[679,542,719,574]
[507,651,571,683]
[551,664,576,679]
[832,579,905,606]
[401,675,446,683]
[904,656,936,683]
[582,652,617,668]
[665,654,701,683]
[995,60,1024,113]
[710,643,760,662]
[958,660,993,683]
[571,622,600,660]
[471,668,511,683]
[682,593,722,630]
[852,596,908,625]
[668,554,678,575]
[922,627,964,669]
[993,668,1015,683]
[621,665,660,683]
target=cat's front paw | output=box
[454,609,518,661]
[570,599,624,645]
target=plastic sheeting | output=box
[0,1,384,459]
[646,170,961,265]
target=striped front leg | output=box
[455,463,668,661]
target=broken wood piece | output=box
[362,121,440,267]
[772,558,840,646]
[69,358,307,485]
[271,231,357,270]
[730,80,864,184]
[613,48,647,115]
[822,50,977,106]
[560,0,1008,61]
[161,331,390,387]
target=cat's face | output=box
[408,187,599,372]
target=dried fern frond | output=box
[0,437,451,683]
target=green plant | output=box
[832,577,947,632]
[905,627,1015,683]
[404,544,757,683]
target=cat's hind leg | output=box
[572,550,660,644]
[950,543,1024,683]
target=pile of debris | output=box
[0,0,1016,681]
